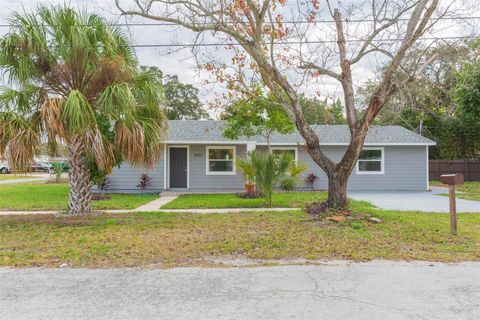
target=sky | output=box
[0,0,479,117]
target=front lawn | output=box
[0,183,158,211]
[1,200,480,267]
[431,180,480,201]
[161,191,327,209]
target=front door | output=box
[169,147,188,188]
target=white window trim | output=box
[271,146,298,161]
[206,146,236,175]
[356,147,385,175]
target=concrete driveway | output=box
[349,187,480,213]
[1,262,479,320]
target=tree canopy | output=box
[0,5,168,214]
[221,92,295,149]
[118,0,446,208]
[141,66,208,120]
[357,41,480,160]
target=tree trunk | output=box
[67,137,92,215]
[327,172,348,208]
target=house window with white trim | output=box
[356,148,384,174]
[271,147,298,162]
[206,146,236,174]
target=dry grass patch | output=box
[1,201,480,268]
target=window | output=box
[271,147,298,161]
[206,146,236,175]
[356,148,384,174]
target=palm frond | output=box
[237,156,256,183]
[40,98,66,138]
[62,90,96,136]
[85,128,115,171]
[97,83,136,119]
[114,120,145,165]
[0,115,40,172]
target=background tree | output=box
[141,66,208,120]
[300,95,345,125]
[0,5,168,214]
[118,0,460,208]
[357,41,480,159]
[221,91,295,150]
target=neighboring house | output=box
[106,120,435,193]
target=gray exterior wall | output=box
[105,144,247,193]
[105,152,166,193]
[105,143,428,193]
[187,144,247,191]
[260,145,428,191]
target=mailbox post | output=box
[439,174,464,235]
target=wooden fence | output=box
[429,160,480,181]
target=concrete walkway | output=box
[0,176,49,185]
[349,187,480,213]
[134,195,178,211]
[1,261,479,320]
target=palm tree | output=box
[250,151,293,207]
[0,5,168,214]
[237,155,257,192]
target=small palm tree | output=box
[250,151,293,207]
[281,161,308,191]
[0,5,168,214]
[237,156,256,192]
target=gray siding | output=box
[187,144,246,191]
[272,145,427,191]
[104,153,166,193]
[106,143,428,193]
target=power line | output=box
[0,16,480,28]
[127,36,478,48]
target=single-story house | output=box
[105,120,435,193]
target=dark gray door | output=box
[169,147,188,188]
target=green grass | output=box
[431,180,480,201]
[1,200,480,267]
[0,183,158,211]
[161,192,327,209]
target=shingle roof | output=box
[166,120,435,145]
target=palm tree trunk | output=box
[67,137,92,214]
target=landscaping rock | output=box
[368,217,383,224]
[327,216,347,223]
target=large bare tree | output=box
[116,0,461,208]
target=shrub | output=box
[237,156,256,192]
[95,175,110,193]
[305,173,318,186]
[137,174,152,190]
[91,193,111,201]
[304,201,329,218]
[51,161,63,183]
[280,177,295,191]
[280,162,307,191]
[235,190,263,199]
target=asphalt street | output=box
[1,261,479,319]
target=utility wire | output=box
[125,36,478,48]
[0,16,480,27]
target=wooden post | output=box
[440,173,463,235]
[449,185,457,235]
